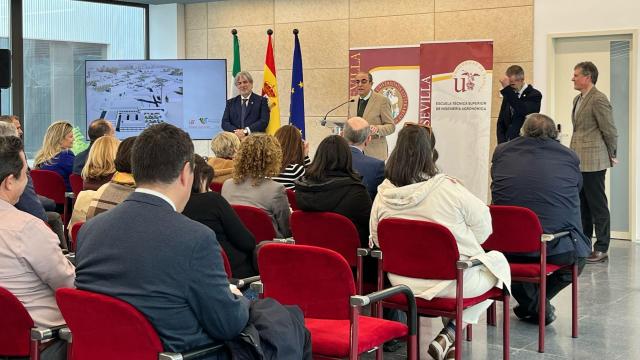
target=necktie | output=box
[241,98,248,128]
[357,98,367,117]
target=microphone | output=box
[321,99,355,126]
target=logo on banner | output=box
[375,80,408,124]
[452,61,488,94]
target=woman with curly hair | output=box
[81,136,120,190]
[221,133,291,238]
[34,121,75,191]
[272,125,310,189]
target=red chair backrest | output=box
[286,189,298,211]
[220,248,232,279]
[483,205,543,253]
[0,287,34,356]
[291,211,360,266]
[232,205,277,242]
[30,169,66,204]
[209,182,223,193]
[378,218,460,280]
[69,174,84,198]
[258,243,355,319]
[56,288,163,360]
[70,221,85,252]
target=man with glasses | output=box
[496,65,542,144]
[221,71,270,139]
[348,72,395,160]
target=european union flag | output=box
[289,29,305,138]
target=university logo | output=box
[452,60,488,94]
[375,80,408,124]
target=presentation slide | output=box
[85,59,227,140]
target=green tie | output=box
[357,98,367,117]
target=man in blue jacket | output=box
[496,65,542,144]
[343,117,384,200]
[221,71,269,139]
[75,123,249,357]
[491,113,589,325]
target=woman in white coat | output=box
[369,123,510,360]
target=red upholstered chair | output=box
[0,287,67,360]
[290,210,371,294]
[69,221,85,253]
[209,182,223,193]
[231,205,277,243]
[482,205,578,353]
[30,169,73,231]
[55,288,224,360]
[255,243,417,360]
[286,189,298,210]
[69,174,84,199]
[376,218,510,360]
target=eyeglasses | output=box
[403,122,432,134]
[353,79,369,85]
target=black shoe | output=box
[383,339,402,352]
[522,311,557,326]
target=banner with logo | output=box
[419,40,493,201]
[348,46,419,152]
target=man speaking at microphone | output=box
[348,71,395,160]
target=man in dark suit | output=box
[75,123,249,357]
[221,71,270,139]
[570,61,618,263]
[72,118,114,174]
[491,113,590,325]
[496,65,542,144]
[343,117,384,200]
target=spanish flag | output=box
[262,30,280,135]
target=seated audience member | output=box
[491,113,590,324]
[0,121,67,248]
[222,134,291,238]
[369,124,511,360]
[295,135,372,248]
[272,125,310,189]
[343,117,385,199]
[75,124,250,355]
[208,132,241,184]
[183,155,258,278]
[86,137,136,219]
[72,118,115,175]
[0,135,75,360]
[81,135,119,190]
[0,114,23,137]
[34,121,75,191]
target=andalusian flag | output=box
[231,29,241,96]
[289,29,305,138]
[262,30,280,135]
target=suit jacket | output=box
[75,192,250,357]
[15,173,48,222]
[491,136,591,258]
[496,84,542,143]
[348,92,395,160]
[221,92,269,133]
[72,147,90,175]
[350,146,384,200]
[569,86,618,172]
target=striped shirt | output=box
[272,156,311,190]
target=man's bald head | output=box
[344,117,371,145]
[88,119,115,142]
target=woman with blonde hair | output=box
[81,136,119,190]
[208,131,241,184]
[221,134,291,238]
[272,124,309,189]
[34,121,75,191]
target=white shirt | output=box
[360,90,373,101]
[517,82,528,98]
[135,188,177,211]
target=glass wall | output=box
[23,0,145,157]
[0,0,10,116]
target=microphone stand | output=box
[321,98,355,126]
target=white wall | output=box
[533,0,640,240]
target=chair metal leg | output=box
[539,275,546,353]
[407,332,418,360]
[503,293,510,360]
[455,268,464,360]
[349,305,359,360]
[466,324,472,341]
[488,302,497,326]
[572,263,578,338]
[30,339,40,360]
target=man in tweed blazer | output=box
[349,72,396,161]
[570,61,618,263]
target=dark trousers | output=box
[506,253,586,316]
[580,170,611,252]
